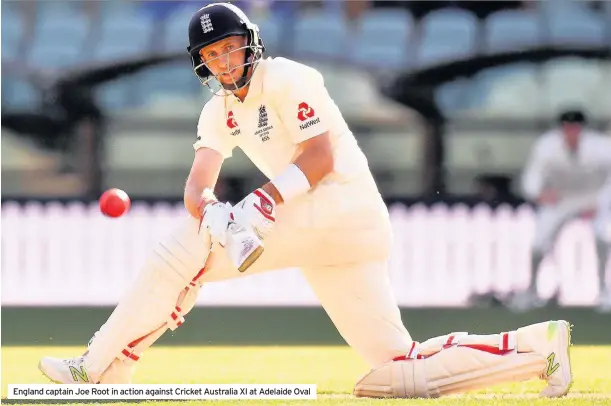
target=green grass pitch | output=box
[2,345,611,405]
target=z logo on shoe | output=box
[69,365,89,383]
[546,352,560,376]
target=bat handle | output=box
[226,222,265,272]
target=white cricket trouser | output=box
[533,194,601,253]
[195,176,413,368]
[594,182,611,243]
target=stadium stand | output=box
[483,9,542,52]
[2,0,610,115]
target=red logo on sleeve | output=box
[297,102,315,122]
[227,111,238,129]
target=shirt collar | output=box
[226,57,267,106]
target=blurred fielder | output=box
[508,110,611,312]
[594,175,611,312]
[40,3,574,398]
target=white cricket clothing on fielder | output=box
[521,130,611,251]
[595,176,611,243]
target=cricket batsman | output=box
[507,110,611,312]
[39,3,574,398]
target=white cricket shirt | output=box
[521,129,611,201]
[193,57,373,186]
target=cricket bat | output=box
[225,220,265,272]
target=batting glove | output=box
[233,188,276,239]
[202,201,233,247]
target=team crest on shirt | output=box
[254,104,273,142]
[227,111,240,136]
[297,102,320,130]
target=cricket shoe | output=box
[39,356,98,384]
[517,320,573,397]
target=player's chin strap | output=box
[221,62,252,91]
[219,35,262,92]
[220,53,257,91]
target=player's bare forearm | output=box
[184,147,224,219]
[261,183,284,205]
[293,137,335,186]
[184,185,217,219]
[263,133,334,205]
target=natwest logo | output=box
[297,102,315,122]
[299,117,320,130]
[227,111,238,129]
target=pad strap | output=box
[116,268,209,363]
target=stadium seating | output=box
[469,63,542,117]
[91,10,155,61]
[606,1,611,47]
[1,9,23,60]
[539,57,610,116]
[95,80,136,111]
[293,11,350,59]
[418,8,478,66]
[2,77,41,110]
[435,79,470,113]
[135,63,201,102]
[544,2,607,46]
[255,13,283,55]
[351,9,414,70]
[484,10,542,52]
[2,0,611,115]
[26,43,82,71]
[162,5,195,52]
[34,10,90,55]
[4,1,610,67]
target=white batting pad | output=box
[354,346,545,398]
[84,218,211,380]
